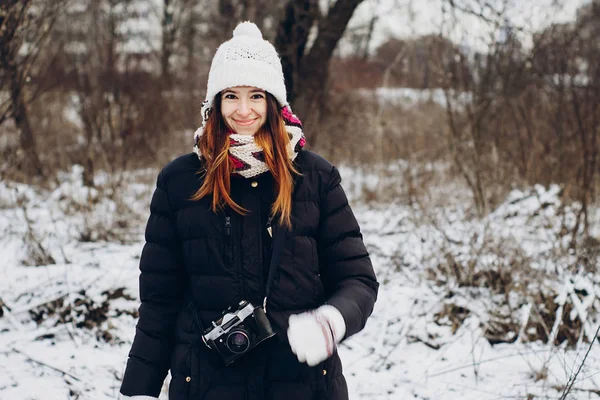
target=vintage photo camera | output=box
[202,300,275,366]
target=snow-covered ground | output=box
[1,165,599,400]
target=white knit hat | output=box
[201,21,288,122]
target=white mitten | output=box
[287,305,346,366]
[120,395,158,400]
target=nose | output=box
[236,99,252,117]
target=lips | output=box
[234,119,257,126]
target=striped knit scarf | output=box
[193,105,306,179]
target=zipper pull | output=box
[225,216,231,236]
[266,216,273,237]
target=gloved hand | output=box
[287,305,346,366]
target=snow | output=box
[1,164,599,399]
[357,87,472,109]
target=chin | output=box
[237,129,257,136]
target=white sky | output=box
[345,0,590,53]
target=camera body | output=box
[202,300,275,366]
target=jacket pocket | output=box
[169,344,193,400]
[315,361,329,400]
[190,345,216,400]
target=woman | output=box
[120,22,378,400]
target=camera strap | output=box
[263,219,287,314]
[187,218,287,335]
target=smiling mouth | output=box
[234,119,257,126]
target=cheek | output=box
[220,104,235,118]
[257,103,267,117]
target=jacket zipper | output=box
[225,216,231,236]
[225,215,245,299]
[266,215,273,238]
[224,215,232,266]
[263,215,275,306]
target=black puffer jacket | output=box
[120,149,378,400]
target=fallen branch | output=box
[12,347,81,382]
[11,291,71,315]
[554,386,600,396]
[568,290,595,343]
[10,275,102,315]
[548,280,570,347]
[427,348,554,378]
[0,297,25,332]
[515,303,532,344]
[0,325,69,351]
[559,323,600,400]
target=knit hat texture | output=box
[201,21,287,123]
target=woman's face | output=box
[220,86,267,136]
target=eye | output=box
[223,93,237,100]
[251,93,265,99]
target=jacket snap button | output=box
[185,376,191,383]
[323,369,327,376]
[251,181,258,188]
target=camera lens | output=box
[226,330,250,354]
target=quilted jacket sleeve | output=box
[120,169,187,397]
[318,166,379,339]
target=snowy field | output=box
[1,165,599,400]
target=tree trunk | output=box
[275,0,319,105]
[161,0,175,81]
[0,0,45,179]
[218,0,238,43]
[362,12,378,60]
[289,0,364,146]
[8,63,45,179]
[243,0,258,22]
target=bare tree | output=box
[0,0,63,179]
[160,0,202,82]
[63,0,169,186]
[275,0,319,108]
[439,0,600,229]
[161,0,177,81]
[275,0,365,145]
